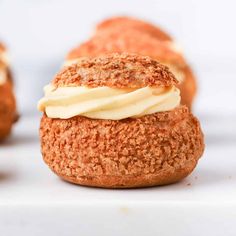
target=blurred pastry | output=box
[66,29,197,109]
[38,53,204,188]
[96,16,172,42]
[0,42,17,141]
[96,16,184,57]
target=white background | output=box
[0,0,235,114]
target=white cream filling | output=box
[166,41,183,54]
[38,85,180,120]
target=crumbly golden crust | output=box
[55,53,178,88]
[67,29,185,67]
[178,66,197,109]
[96,16,172,42]
[40,105,204,188]
[0,80,17,141]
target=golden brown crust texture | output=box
[40,106,204,188]
[96,16,172,42]
[0,80,16,141]
[55,53,178,89]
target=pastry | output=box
[96,16,172,42]
[66,29,197,109]
[38,53,204,188]
[96,16,183,57]
[0,43,17,141]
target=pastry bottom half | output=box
[40,105,204,188]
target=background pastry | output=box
[0,42,17,141]
[38,53,204,188]
[96,16,172,42]
[66,29,197,109]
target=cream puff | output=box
[96,16,172,42]
[0,43,17,141]
[38,53,204,188]
[66,29,197,109]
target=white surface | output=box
[0,104,236,235]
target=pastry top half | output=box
[66,29,185,83]
[60,53,177,88]
[38,53,181,120]
[96,16,172,42]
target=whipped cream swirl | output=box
[38,84,180,120]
